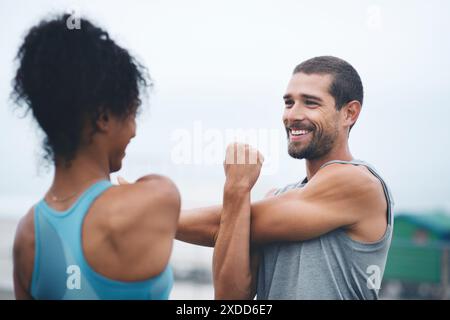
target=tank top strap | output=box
[36,179,113,218]
[319,158,365,169]
[76,180,113,211]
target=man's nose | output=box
[284,103,307,123]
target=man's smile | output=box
[288,128,313,142]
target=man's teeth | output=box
[290,129,309,136]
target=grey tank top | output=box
[256,159,394,300]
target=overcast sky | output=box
[1,0,450,217]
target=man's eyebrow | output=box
[301,94,323,102]
[283,93,324,102]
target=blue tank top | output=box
[30,180,174,300]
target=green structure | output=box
[384,211,450,287]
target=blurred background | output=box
[1,0,450,299]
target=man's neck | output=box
[305,144,353,181]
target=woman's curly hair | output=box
[12,13,151,165]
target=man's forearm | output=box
[213,185,252,299]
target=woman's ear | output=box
[96,110,110,133]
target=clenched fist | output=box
[223,143,264,191]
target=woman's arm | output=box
[176,206,221,247]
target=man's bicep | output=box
[250,165,374,244]
[250,190,357,244]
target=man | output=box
[177,56,394,300]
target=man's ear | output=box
[342,100,362,129]
[96,109,110,133]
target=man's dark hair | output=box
[293,56,363,111]
[12,14,150,165]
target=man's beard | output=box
[287,124,338,160]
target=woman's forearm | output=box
[176,205,221,247]
[175,188,278,248]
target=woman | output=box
[12,14,180,300]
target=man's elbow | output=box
[214,272,253,300]
[214,285,253,300]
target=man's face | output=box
[282,72,341,160]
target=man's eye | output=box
[305,100,319,106]
[284,100,294,107]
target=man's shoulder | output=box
[304,162,385,212]
[316,161,381,189]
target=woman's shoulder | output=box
[99,175,180,232]
[82,175,180,280]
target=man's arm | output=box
[213,143,263,300]
[249,163,386,244]
[213,186,252,299]
[177,163,385,246]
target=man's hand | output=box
[223,143,264,191]
[176,144,265,248]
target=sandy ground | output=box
[0,284,213,300]
[0,289,14,300]
[0,217,19,294]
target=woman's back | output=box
[11,14,181,299]
[14,176,180,299]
